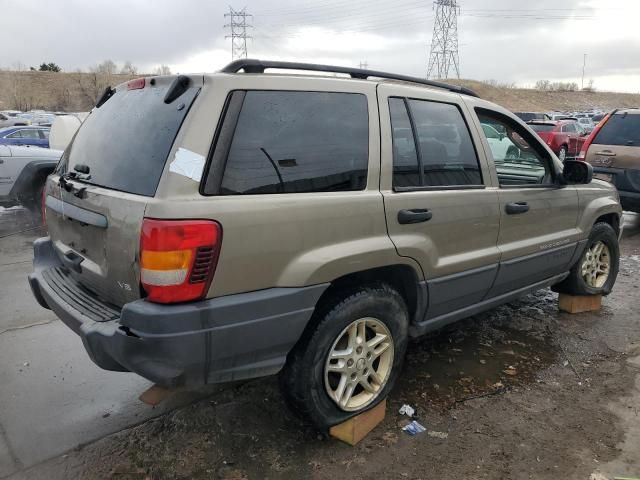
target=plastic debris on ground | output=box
[427,430,449,439]
[398,404,415,417]
[402,420,426,436]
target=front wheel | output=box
[280,284,408,430]
[552,222,619,296]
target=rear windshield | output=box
[60,83,199,196]
[593,113,640,147]
[529,124,555,132]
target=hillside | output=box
[452,79,640,112]
[1,70,639,113]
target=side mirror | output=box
[562,160,592,185]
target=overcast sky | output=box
[1,0,639,92]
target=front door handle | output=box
[398,209,432,224]
[505,202,530,215]
[594,151,616,157]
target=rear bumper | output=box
[28,237,328,387]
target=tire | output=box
[552,222,619,296]
[279,283,408,431]
[558,145,568,162]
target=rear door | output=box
[378,85,500,320]
[44,75,202,307]
[471,106,580,297]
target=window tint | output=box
[61,84,199,196]
[7,131,22,138]
[20,129,41,139]
[477,110,551,186]
[407,99,482,186]
[220,91,368,195]
[389,98,420,188]
[593,113,640,146]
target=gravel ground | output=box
[6,214,640,480]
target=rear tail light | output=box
[140,219,222,304]
[578,112,612,160]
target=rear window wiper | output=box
[59,164,91,198]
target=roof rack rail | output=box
[220,59,479,98]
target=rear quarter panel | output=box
[147,74,420,297]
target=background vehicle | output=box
[514,111,551,122]
[29,60,621,430]
[0,144,61,211]
[48,113,87,151]
[0,111,30,127]
[528,120,587,161]
[0,126,50,148]
[578,117,595,133]
[580,108,640,212]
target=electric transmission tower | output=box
[426,0,460,80]
[224,7,252,60]
[359,61,369,69]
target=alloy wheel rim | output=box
[559,148,566,161]
[581,240,611,288]
[324,317,394,412]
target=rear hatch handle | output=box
[594,150,617,156]
[62,250,84,273]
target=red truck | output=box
[528,120,588,161]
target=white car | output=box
[0,145,62,211]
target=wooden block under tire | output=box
[558,293,602,314]
[139,384,174,406]
[329,399,386,446]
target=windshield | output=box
[59,83,199,196]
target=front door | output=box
[473,107,581,297]
[378,85,501,321]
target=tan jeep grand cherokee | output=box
[29,60,622,429]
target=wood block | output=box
[329,399,386,446]
[139,384,173,406]
[559,293,602,314]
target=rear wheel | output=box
[280,284,408,430]
[552,222,619,296]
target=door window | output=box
[218,91,369,195]
[477,109,554,187]
[389,97,482,189]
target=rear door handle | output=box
[398,209,432,224]
[594,151,616,157]
[505,202,529,215]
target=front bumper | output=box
[28,237,327,387]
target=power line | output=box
[224,7,253,60]
[427,0,460,80]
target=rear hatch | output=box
[528,122,556,144]
[44,76,200,307]
[585,111,640,190]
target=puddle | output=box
[397,298,559,410]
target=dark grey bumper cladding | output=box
[28,237,328,387]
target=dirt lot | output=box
[5,214,638,480]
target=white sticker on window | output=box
[169,147,206,182]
